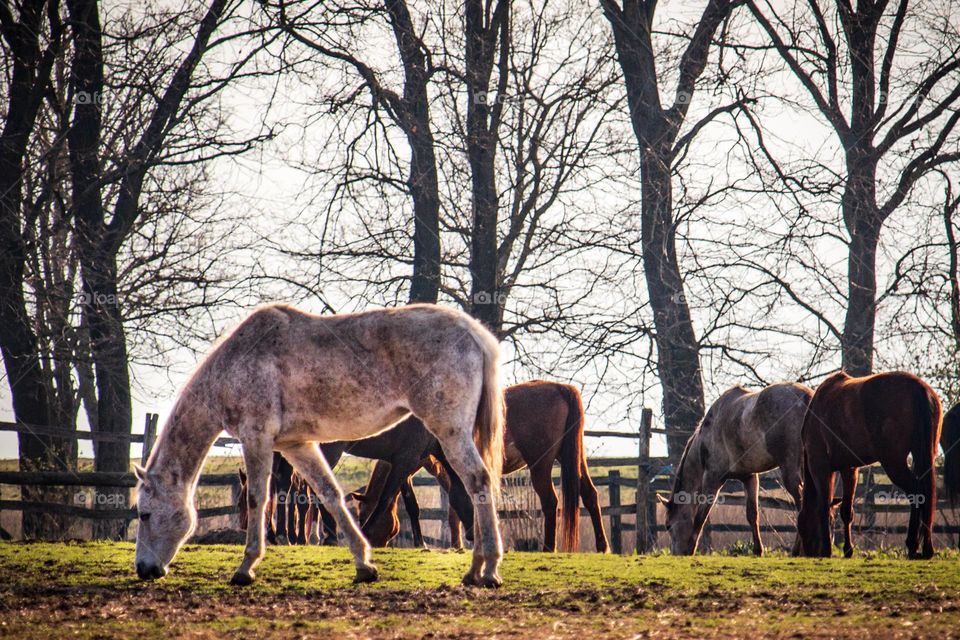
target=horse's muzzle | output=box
[136,562,167,580]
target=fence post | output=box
[609,469,622,554]
[141,413,158,466]
[636,407,653,554]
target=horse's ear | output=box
[238,467,247,483]
[133,464,149,483]
[656,493,670,506]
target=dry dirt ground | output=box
[2,542,960,638]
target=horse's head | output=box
[657,491,700,555]
[349,489,400,547]
[658,433,709,555]
[133,464,197,580]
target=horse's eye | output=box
[139,513,151,522]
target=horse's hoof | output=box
[309,534,321,545]
[477,573,502,589]
[230,570,255,586]
[276,534,289,545]
[419,546,431,552]
[461,571,480,587]
[353,565,379,584]
[844,548,854,559]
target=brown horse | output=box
[238,454,318,545]
[351,456,462,547]
[795,371,942,559]
[358,380,610,553]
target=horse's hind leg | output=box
[580,460,609,553]
[530,462,559,552]
[280,442,378,583]
[232,439,273,585]
[434,432,503,587]
[744,474,763,557]
[838,467,858,558]
[880,457,922,558]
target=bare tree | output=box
[600,0,744,455]
[748,0,960,376]
[0,0,72,538]
[270,0,442,305]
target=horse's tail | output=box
[557,384,584,552]
[471,325,505,505]
[914,383,941,525]
[941,405,960,505]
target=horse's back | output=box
[805,370,938,468]
[215,303,497,443]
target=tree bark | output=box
[65,0,131,540]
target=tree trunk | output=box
[406,125,441,305]
[0,0,71,538]
[464,0,509,334]
[840,153,880,377]
[66,0,131,539]
[83,259,133,539]
[640,145,706,455]
[601,0,724,457]
[386,0,441,305]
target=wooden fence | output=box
[0,414,242,534]
[3,409,960,551]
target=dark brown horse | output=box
[795,371,942,559]
[358,381,609,553]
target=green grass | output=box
[2,541,960,638]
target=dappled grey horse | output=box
[133,303,505,587]
[658,382,813,555]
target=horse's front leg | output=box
[399,476,426,549]
[281,442,378,583]
[744,474,763,557]
[232,442,272,585]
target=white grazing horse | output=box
[133,303,505,587]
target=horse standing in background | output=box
[796,371,942,559]
[134,303,506,587]
[355,381,609,553]
[658,382,812,556]
[238,454,316,545]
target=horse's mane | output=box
[669,423,705,501]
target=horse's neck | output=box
[676,434,705,492]
[149,410,221,493]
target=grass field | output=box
[1,542,959,638]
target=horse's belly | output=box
[728,447,777,476]
[278,405,411,445]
